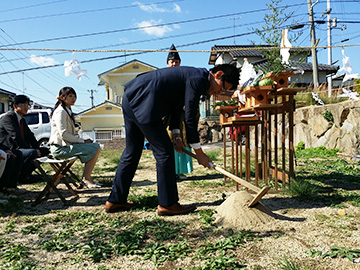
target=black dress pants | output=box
[107,96,179,207]
[0,150,23,188]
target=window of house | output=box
[0,103,4,114]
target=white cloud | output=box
[134,1,181,13]
[173,4,181,13]
[134,1,166,13]
[30,55,58,66]
[137,20,172,37]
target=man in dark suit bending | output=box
[0,95,49,184]
[105,64,239,215]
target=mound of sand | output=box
[215,191,275,230]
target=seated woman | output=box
[48,87,101,188]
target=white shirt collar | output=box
[14,111,22,123]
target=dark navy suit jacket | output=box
[0,111,39,151]
[124,66,209,144]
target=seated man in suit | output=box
[105,64,239,216]
[0,95,49,184]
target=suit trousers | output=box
[0,150,23,188]
[17,148,38,183]
[107,96,179,207]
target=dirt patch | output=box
[216,191,275,229]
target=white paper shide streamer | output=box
[337,47,359,83]
[280,29,292,65]
[64,53,87,81]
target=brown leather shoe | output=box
[105,201,132,213]
[157,202,196,216]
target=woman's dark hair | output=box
[210,64,240,90]
[50,87,77,123]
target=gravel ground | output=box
[0,146,359,269]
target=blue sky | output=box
[0,0,359,112]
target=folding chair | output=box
[33,156,81,205]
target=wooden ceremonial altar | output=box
[215,72,301,192]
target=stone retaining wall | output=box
[293,100,360,154]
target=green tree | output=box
[354,78,360,94]
[252,0,304,74]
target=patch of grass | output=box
[198,209,216,226]
[295,146,339,159]
[41,239,75,251]
[335,191,360,207]
[4,220,16,233]
[201,254,246,269]
[322,110,334,122]
[285,179,317,197]
[0,259,39,270]
[101,165,118,172]
[108,215,131,228]
[112,217,186,258]
[81,240,112,263]
[314,214,329,223]
[205,149,222,162]
[294,92,347,107]
[0,244,30,262]
[321,159,360,175]
[128,192,158,210]
[110,156,121,165]
[307,245,360,262]
[131,218,185,242]
[112,229,142,255]
[50,211,108,231]
[52,211,100,223]
[99,150,122,160]
[0,237,9,248]
[278,255,302,270]
[295,141,305,151]
[21,223,42,235]
[188,180,226,188]
[196,229,256,256]
[140,241,192,266]
[85,224,111,239]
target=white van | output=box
[23,109,52,148]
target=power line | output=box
[0,0,185,24]
[0,3,307,48]
[0,28,90,100]
[0,22,258,64]
[0,0,68,13]
[0,42,359,76]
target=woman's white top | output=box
[48,106,84,146]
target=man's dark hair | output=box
[12,95,30,106]
[210,64,240,90]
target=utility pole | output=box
[307,0,319,90]
[229,17,241,44]
[326,0,332,97]
[22,72,25,94]
[88,89,97,107]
